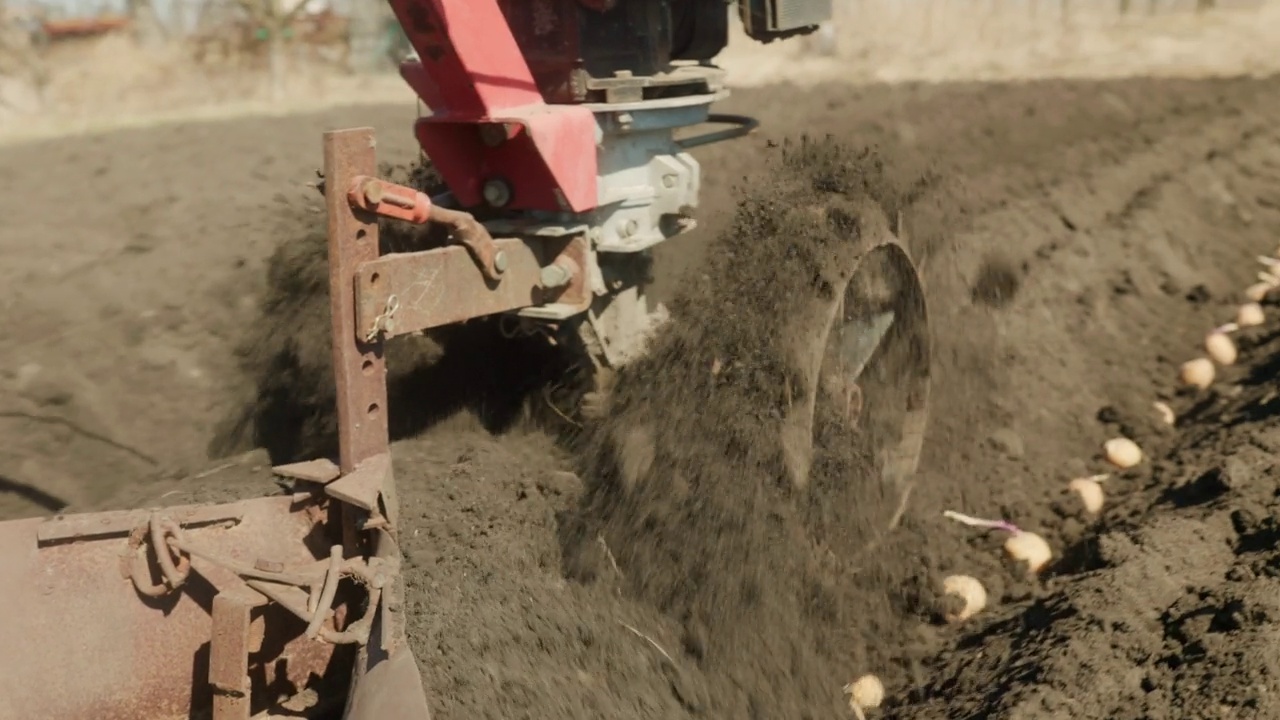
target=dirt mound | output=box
[554,137,939,717]
[394,415,694,719]
[898,317,1280,720]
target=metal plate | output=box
[0,496,337,720]
[354,235,591,338]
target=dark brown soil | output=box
[2,75,1280,720]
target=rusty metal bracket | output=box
[343,173,507,283]
[210,589,266,720]
[430,205,507,283]
[314,129,478,719]
[353,233,592,340]
[325,453,391,513]
[40,502,245,545]
[325,128,391,475]
[272,458,341,484]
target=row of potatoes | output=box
[840,259,1276,718]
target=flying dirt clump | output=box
[970,253,1021,309]
[562,135,938,718]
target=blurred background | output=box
[0,0,1275,142]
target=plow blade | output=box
[0,495,349,720]
[344,643,432,720]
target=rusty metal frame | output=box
[0,129,481,720]
[353,233,591,340]
[209,589,262,720]
[325,129,593,350]
[2,127,591,720]
[325,128,392,474]
[316,127,601,720]
[1,494,342,720]
[319,128,461,720]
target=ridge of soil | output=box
[558,137,938,719]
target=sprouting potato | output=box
[943,511,1053,575]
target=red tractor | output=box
[0,2,930,718]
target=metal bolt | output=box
[482,179,512,208]
[618,218,639,238]
[662,174,678,189]
[361,179,384,205]
[493,250,509,274]
[478,124,507,147]
[540,264,572,289]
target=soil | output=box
[2,75,1280,720]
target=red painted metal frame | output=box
[390,0,599,213]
